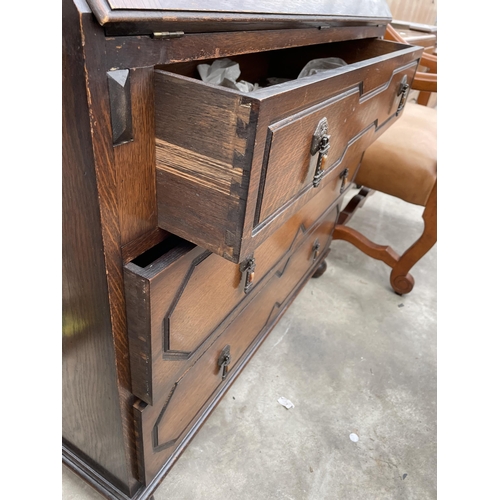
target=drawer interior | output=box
[129,235,194,270]
[156,38,411,92]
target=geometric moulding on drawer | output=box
[162,251,211,359]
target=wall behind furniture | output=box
[387,0,437,25]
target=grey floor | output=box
[62,189,437,500]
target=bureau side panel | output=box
[62,0,138,494]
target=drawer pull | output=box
[240,256,256,294]
[310,118,331,188]
[339,168,349,193]
[396,75,410,116]
[312,239,321,261]
[217,345,231,380]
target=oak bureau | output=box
[62,1,423,498]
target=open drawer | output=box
[155,38,423,263]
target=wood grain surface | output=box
[87,0,392,36]
[63,2,420,497]
[124,186,338,405]
[114,67,157,246]
[135,204,338,484]
[105,26,385,70]
[62,0,139,495]
[154,39,421,263]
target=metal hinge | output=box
[151,31,185,39]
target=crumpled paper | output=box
[297,57,348,78]
[197,56,347,93]
[197,58,259,92]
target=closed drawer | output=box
[124,183,339,405]
[155,38,422,263]
[134,206,335,485]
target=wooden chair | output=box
[333,25,437,295]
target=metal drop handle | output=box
[217,345,231,380]
[310,118,331,188]
[396,75,410,116]
[240,257,256,294]
[312,239,321,261]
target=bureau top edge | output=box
[86,0,393,37]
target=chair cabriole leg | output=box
[389,182,437,295]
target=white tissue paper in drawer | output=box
[197,58,259,92]
[297,57,347,78]
[197,56,347,93]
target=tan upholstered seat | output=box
[356,103,437,206]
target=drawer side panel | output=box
[155,71,259,262]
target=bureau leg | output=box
[312,259,327,278]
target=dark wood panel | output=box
[236,44,421,258]
[249,123,373,265]
[105,26,385,71]
[114,67,158,246]
[62,0,139,495]
[156,169,246,261]
[155,71,252,164]
[135,206,338,485]
[63,1,418,497]
[124,187,338,405]
[252,187,338,282]
[63,443,164,500]
[154,39,422,264]
[257,56,419,222]
[121,227,169,264]
[88,0,391,35]
[258,89,359,222]
[155,70,258,262]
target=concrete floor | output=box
[63,189,437,500]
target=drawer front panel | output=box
[124,182,338,405]
[134,206,337,485]
[154,39,423,263]
[252,171,341,283]
[250,117,375,248]
[256,60,417,223]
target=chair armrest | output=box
[385,24,437,72]
[420,53,437,73]
[412,72,437,93]
[385,24,407,43]
[385,23,437,93]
